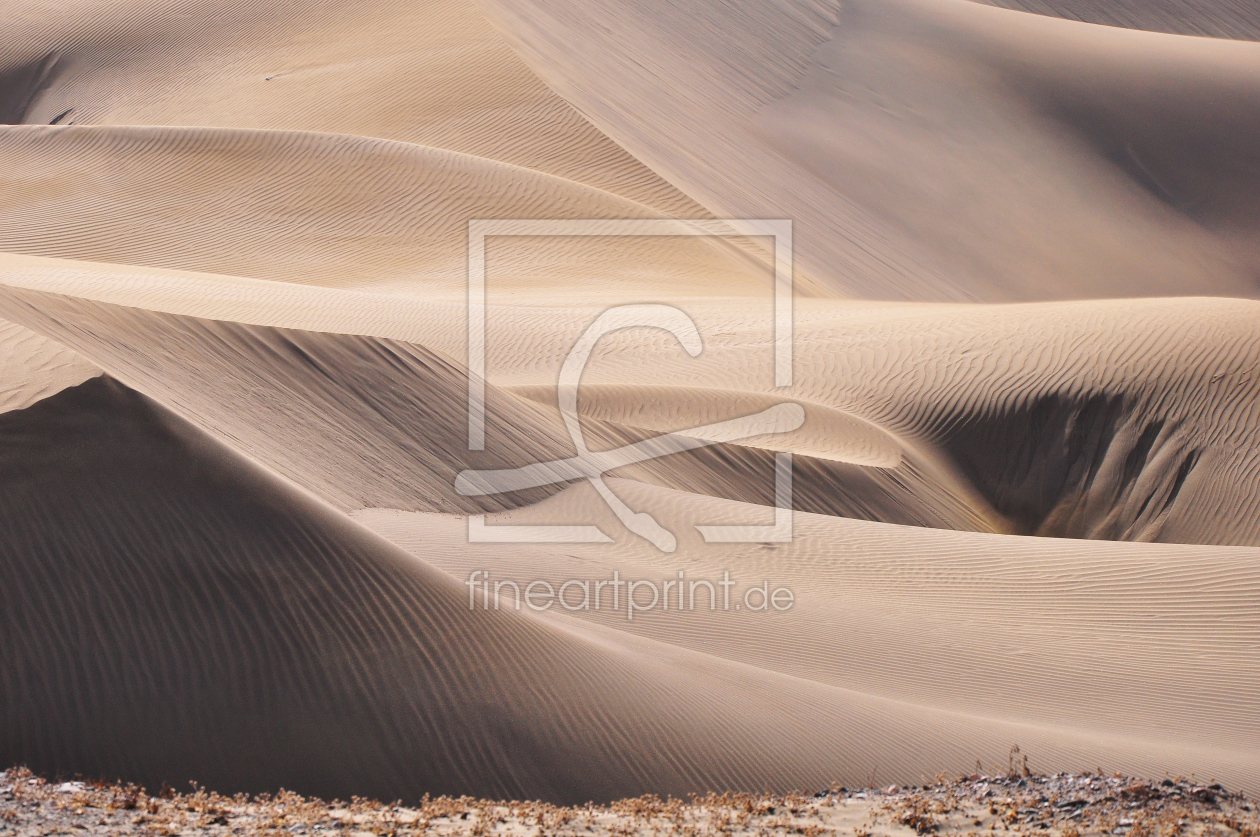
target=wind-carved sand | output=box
[0,0,1258,810]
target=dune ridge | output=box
[968,0,1260,41]
[0,124,764,293]
[0,0,701,213]
[474,0,1260,300]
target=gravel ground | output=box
[0,766,1255,837]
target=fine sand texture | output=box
[1,0,1259,809]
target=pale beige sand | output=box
[0,126,761,293]
[7,256,1250,544]
[356,480,1260,793]
[0,320,96,413]
[2,376,1257,802]
[1,263,1258,793]
[2,257,1258,798]
[477,0,1260,300]
[0,279,990,529]
[0,0,1258,809]
[1,0,700,212]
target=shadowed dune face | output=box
[5,375,1178,802]
[936,392,1203,540]
[0,53,59,124]
[0,288,582,513]
[5,378,1259,801]
[820,300,1260,545]
[0,285,996,531]
[2,282,1259,547]
[968,0,1260,41]
[981,12,1260,278]
[469,295,1260,546]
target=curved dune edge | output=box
[473,0,1260,301]
[0,283,994,531]
[0,0,1256,808]
[0,319,97,413]
[0,125,765,294]
[1,0,702,214]
[355,479,1260,776]
[964,0,1260,41]
[466,291,1260,545]
[508,383,906,468]
[3,259,1259,545]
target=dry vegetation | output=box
[1,765,1254,837]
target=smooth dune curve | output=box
[474,0,1260,300]
[0,319,96,413]
[356,477,1260,794]
[967,0,1260,41]
[4,263,1259,545]
[0,283,997,532]
[0,0,701,213]
[0,124,765,293]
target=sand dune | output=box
[0,125,762,293]
[356,478,1260,793]
[1,0,1258,809]
[0,280,993,531]
[458,294,1260,545]
[476,0,1260,300]
[0,0,699,213]
[4,376,1257,802]
[4,257,1259,544]
[0,285,584,513]
[0,375,895,801]
[2,259,1258,800]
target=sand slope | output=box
[475,0,1260,300]
[0,125,762,293]
[3,258,1259,545]
[0,279,992,531]
[968,0,1260,41]
[0,0,699,213]
[0,320,95,413]
[357,478,1260,793]
[452,294,1260,545]
[3,263,1259,797]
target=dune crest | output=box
[474,0,1260,300]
